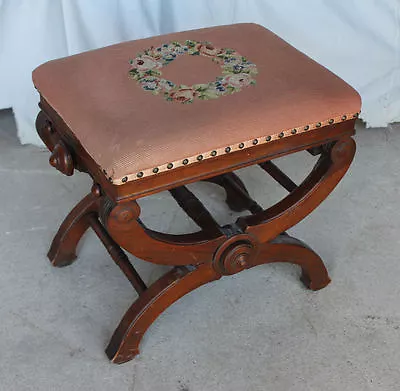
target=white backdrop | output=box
[0,0,399,145]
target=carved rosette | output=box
[101,199,141,232]
[213,234,258,275]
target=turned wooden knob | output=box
[48,141,74,176]
[105,201,141,232]
[220,243,252,275]
[213,235,258,276]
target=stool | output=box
[33,23,361,364]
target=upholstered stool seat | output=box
[33,23,360,364]
[33,23,360,187]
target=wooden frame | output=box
[36,99,356,364]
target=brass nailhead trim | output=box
[114,111,359,185]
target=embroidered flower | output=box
[161,52,177,62]
[167,86,197,104]
[159,79,175,91]
[144,46,163,60]
[221,73,254,89]
[230,63,257,75]
[192,83,223,100]
[131,55,162,71]
[139,77,162,93]
[129,40,258,103]
[194,42,219,57]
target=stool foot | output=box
[106,263,220,364]
[258,234,331,291]
[48,192,99,267]
[105,233,329,364]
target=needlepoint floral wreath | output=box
[128,40,258,104]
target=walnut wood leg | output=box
[88,214,147,294]
[106,231,329,364]
[101,139,355,363]
[239,137,356,242]
[106,263,220,364]
[256,234,331,291]
[48,191,99,266]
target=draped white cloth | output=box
[0,0,398,145]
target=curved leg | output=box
[106,263,220,364]
[240,137,356,243]
[256,234,331,291]
[105,200,225,266]
[48,192,99,266]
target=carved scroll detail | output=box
[49,140,74,176]
[36,110,55,151]
[36,110,75,176]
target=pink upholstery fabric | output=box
[33,23,361,184]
